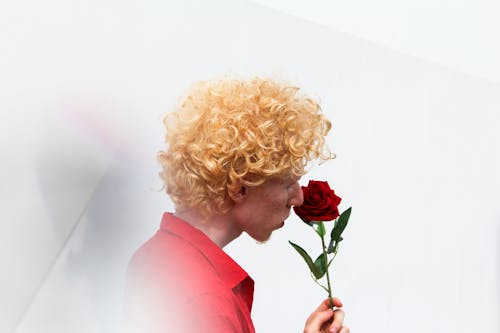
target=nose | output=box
[289,182,304,207]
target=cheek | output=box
[269,195,289,212]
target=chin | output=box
[250,231,273,244]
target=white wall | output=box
[2,0,499,332]
[249,0,500,84]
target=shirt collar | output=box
[159,212,253,290]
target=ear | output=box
[227,181,247,203]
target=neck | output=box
[174,209,242,248]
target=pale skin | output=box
[304,298,350,333]
[176,177,349,333]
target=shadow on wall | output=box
[31,107,171,332]
[45,151,168,332]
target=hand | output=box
[303,297,349,333]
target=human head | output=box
[157,77,333,217]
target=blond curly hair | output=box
[157,77,333,216]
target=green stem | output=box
[320,230,334,310]
[310,272,330,293]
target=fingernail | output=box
[329,326,339,333]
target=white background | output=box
[251,0,500,84]
[1,0,499,332]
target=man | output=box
[125,77,349,333]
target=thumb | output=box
[304,309,334,333]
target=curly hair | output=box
[157,77,333,216]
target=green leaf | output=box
[327,237,344,254]
[313,253,328,279]
[330,207,351,242]
[289,241,320,278]
[327,239,335,254]
[316,221,326,237]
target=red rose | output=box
[293,180,342,223]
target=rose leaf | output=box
[327,239,335,254]
[327,236,344,254]
[330,207,351,242]
[313,253,328,279]
[289,241,321,278]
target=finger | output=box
[304,309,334,333]
[329,297,343,308]
[328,309,345,333]
[339,325,350,333]
[315,297,343,312]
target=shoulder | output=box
[124,233,243,333]
[126,229,226,296]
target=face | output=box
[234,176,304,242]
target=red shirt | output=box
[125,213,255,333]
